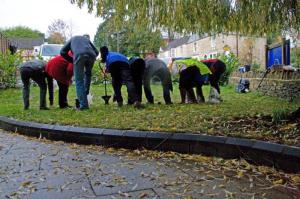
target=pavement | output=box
[0,130,299,199]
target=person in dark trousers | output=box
[129,57,145,103]
[19,59,53,110]
[45,54,74,108]
[175,58,211,103]
[60,34,99,110]
[144,53,173,104]
[201,58,226,95]
[100,46,142,108]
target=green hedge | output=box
[0,51,22,88]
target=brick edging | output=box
[0,116,299,172]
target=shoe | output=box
[133,101,145,109]
[60,105,73,109]
[117,101,123,107]
[74,107,89,111]
[40,107,50,110]
[165,101,173,105]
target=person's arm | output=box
[60,40,73,63]
[46,74,54,105]
[90,42,99,57]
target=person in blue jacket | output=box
[60,34,99,110]
[100,46,142,108]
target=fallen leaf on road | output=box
[139,192,148,199]
[272,179,284,185]
[291,175,300,184]
[21,181,32,187]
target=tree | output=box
[94,17,163,56]
[47,19,70,44]
[0,26,44,38]
[70,0,299,35]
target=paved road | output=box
[0,130,298,199]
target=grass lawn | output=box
[0,83,299,146]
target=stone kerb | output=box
[0,116,300,173]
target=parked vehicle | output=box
[38,44,63,61]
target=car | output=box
[38,44,63,61]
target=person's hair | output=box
[100,46,109,63]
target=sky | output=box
[0,0,102,41]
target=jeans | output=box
[74,54,95,109]
[109,61,138,104]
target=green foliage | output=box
[291,47,300,69]
[218,53,239,85]
[71,0,299,35]
[272,108,289,124]
[91,60,111,85]
[1,26,44,38]
[0,51,22,88]
[251,61,262,71]
[93,17,163,56]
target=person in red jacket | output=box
[45,54,74,108]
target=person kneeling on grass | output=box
[19,59,53,110]
[45,53,74,109]
[100,46,143,108]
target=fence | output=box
[0,32,10,54]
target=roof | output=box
[161,36,190,52]
[9,37,44,49]
[187,33,208,43]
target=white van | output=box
[38,44,63,61]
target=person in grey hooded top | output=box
[19,59,53,110]
[60,34,99,110]
[144,53,173,104]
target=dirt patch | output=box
[214,115,300,147]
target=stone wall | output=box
[229,71,300,101]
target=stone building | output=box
[159,33,267,69]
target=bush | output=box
[272,108,289,124]
[218,53,239,85]
[0,51,22,88]
[291,47,300,69]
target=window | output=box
[171,49,175,57]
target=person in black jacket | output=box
[60,34,99,110]
[19,59,53,110]
[100,46,143,108]
[129,57,145,103]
